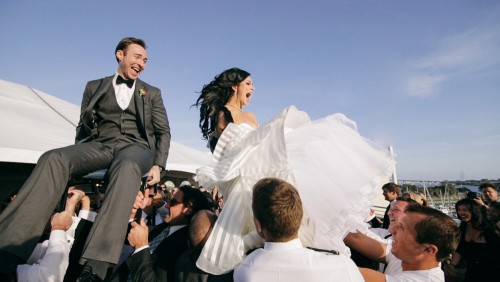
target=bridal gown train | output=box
[195,106,394,274]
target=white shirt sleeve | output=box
[78,210,97,222]
[17,230,70,282]
[25,241,50,265]
[133,245,150,255]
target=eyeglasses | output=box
[169,198,183,207]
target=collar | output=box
[263,238,302,251]
[169,224,187,235]
[113,72,136,89]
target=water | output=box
[456,185,479,192]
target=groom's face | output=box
[116,43,147,80]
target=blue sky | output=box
[1,1,499,181]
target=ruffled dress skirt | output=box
[196,106,394,274]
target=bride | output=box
[193,67,394,274]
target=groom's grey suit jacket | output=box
[75,75,170,168]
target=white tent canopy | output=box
[0,79,210,174]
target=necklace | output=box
[227,104,242,112]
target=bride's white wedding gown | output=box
[196,106,394,274]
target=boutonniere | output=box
[139,88,148,97]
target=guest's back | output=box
[235,242,362,282]
[234,178,363,282]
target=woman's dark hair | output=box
[455,198,485,231]
[193,68,250,140]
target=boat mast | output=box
[389,145,397,184]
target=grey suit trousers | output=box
[0,140,153,264]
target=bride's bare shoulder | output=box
[244,112,259,128]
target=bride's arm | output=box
[215,110,229,137]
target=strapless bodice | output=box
[235,122,257,131]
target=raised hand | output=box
[146,165,161,186]
[51,211,73,231]
[128,218,149,248]
[129,190,151,221]
[65,186,86,214]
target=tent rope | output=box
[28,86,78,127]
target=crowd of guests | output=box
[444,183,500,282]
[364,182,500,282]
[2,37,497,281]
[1,180,499,281]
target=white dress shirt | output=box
[17,210,97,282]
[385,247,444,282]
[384,241,403,275]
[234,238,363,282]
[369,227,392,243]
[17,230,70,282]
[113,73,135,110]
[141,209,164,226]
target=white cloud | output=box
[406,74,446,97]
[405,26,500,97]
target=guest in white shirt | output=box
[16,187,96,282]
[347,197,421,275]
[234,177,364,282]
[353,205,461,282]
[17,211,73,282]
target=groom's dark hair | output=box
[115,37,147,62]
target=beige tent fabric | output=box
[0,79,210,174]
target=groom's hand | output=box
[146,165,161,186]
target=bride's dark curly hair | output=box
[194,67,251,140]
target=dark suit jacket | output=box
[64,218,94,282]
[382,203,391,229]
[75,76,170,168]
[175,250,234,282]
[122,224,189,282]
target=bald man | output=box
[175,210,232,282]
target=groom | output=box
[0,37,170,280]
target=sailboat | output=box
[438,189,450,215]
[422,182,435,208]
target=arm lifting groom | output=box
[0,37,170,281]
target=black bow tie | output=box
[116,75,134,88]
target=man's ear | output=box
[183,205,192,217]
[116,50,124,61]
[253,218,264,239]
[423,244,438,257]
